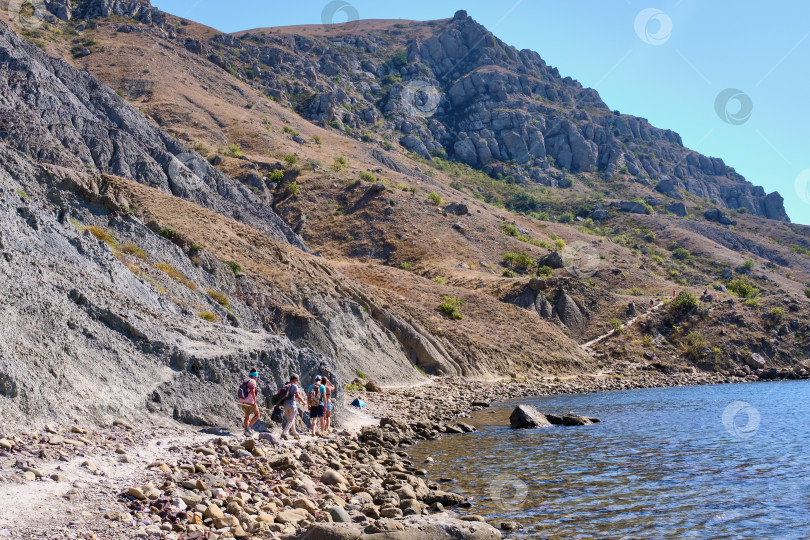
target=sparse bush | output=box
[537,265,553,277]
[670,292,698,313]
[282,125,299,136]
[269,169,284,181]
[355,369,367,380]
[154,262,197,290]
[427,192,443,206]
[449,180,463,191]
[554,238,566,251]
[502,268,516,278]
[359,171,376,182]
[610,318,623,334]
[312,135,322,145]
[121,243,147,260]
[198,311,218,323]
[742,259,755,271]
[727,279,759,299]
[382,141,393,151]
[630,287,643,296]
[805,288,810,299]
[433,277,447,285]
[286,181,300,197]
[769,307,785,322]
[438,296,464,319]
[207,289,230,308]
[399,262,412,270]
[223,260,243,274]
[683,332,707,359]
[672,247,691,260]
[513,252,534,271]
[86,226,118,248]
[331,156,347,171]
[159,227,177,239]
[743,298,760,308]
[224,143,243,158]
[283,154,298,167]
[558,212,574,224]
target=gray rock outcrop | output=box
[509,405,552,429]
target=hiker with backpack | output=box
[279,373,307,440]
[321,376,336,435]
[238,369,261,436]
[307,375,327,436]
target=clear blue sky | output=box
[153,0,810,225]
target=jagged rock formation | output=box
[105,7,790,221]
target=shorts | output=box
[240,403,258,415]
[310,405,324,418]
[326,401,333,413]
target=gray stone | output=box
[509,405,552,429]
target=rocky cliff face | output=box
[113,8,788,221]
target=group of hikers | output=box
[237,370,335,439]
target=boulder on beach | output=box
[509,405,552,429]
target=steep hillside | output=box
[1,1,809,430]
[0,8,603,429]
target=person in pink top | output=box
[238,369,260,436]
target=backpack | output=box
[237,380,252,400]
[271,382,295,406]
[307,384,322,407]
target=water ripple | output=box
[409,381,810,538]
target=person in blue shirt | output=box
[307,375,327,436]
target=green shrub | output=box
[382,141,393,151]
[670,292,698,313]
[537,265,553,277]
[805,288,810,299]
[438,296,464,319]
[224,143,243,158]
[683,332,707,359]
[268,169,284,181]
[727,279,759,299]
[399,262,412,270]
[502,268,516,278]
[449,180,463,191]
[769,307,785,321]
[743,298,760,308]
[283,154,298,167]
[427,192,443,206]
[514,252,534,270]
[223,260,243,274]
[282,125,299,136]
[286,181,300,197]
[207,289,230,308]
[672,247,691,260]
[742,259,755,271]
[554,238,566,251]
[630,287,643,296]
[355,369,367,380]
[558,212,574,224]
[331,156,347,171]
[312,135,322,145]
[610,318,623,334]
[359,171,376,182]
[159,227,176,239]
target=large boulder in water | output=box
[509,405,552,429]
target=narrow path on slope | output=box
[580,300,666,351]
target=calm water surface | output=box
[408,381,810,538]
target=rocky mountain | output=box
[0,10,597,429]
[178,9,788,221]
[0,1,808,431]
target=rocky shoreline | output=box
[0,368,761,539]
